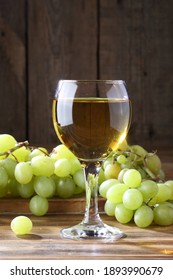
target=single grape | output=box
[117,155,127,164]
[123,169,142,188]
[98,168,106,185]
[99,179,119,198]
[31,155,54,177]
[165,180,173,200]
[153,203,173,226]
[104,162,121,179]
[145,153,161,175]
[0,157,17,178]
[73,169,85,189]
[27,147,48,161]
[106,183,129,204]
[69,157,82,175]
[56,176,75,198]
[11,216,33,235]
[0,134,17,157]
[0,166,8,187]
[54,158,71,177]
[7,178,20,197]
[0,168,9,197]
[10,146,30,162]
[115,203,134,223]
[14,162,33,184]
[123,188,143,210]
[134,205,154,227]
[104,200,117,216]
[50,144,75,161]
[138,180,158,202]
[130,145,147,162]
[29,195,49,216]
[103,157,113,170]
[73,185,85,195]
[33,176,56,198]
[17,180,35,198]
[149,183,172,205]
[118,168,129,183]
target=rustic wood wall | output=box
[0,0,173,150]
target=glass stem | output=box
[81,162,103,226]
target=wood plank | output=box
[28,0,98,146]
[0,0,26,140]
[99,0,173,148]
[0,213,173,259]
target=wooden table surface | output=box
[0,157,173,260]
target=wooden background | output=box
[0,0,173,151]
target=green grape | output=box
[99,179,119,198]
[98,168,106,185]
[11,216,33,235]
[0,134,17,158]
[10,146,31,162]
[134,205,154,228]
[106,183,129,204]
[56,176,75,198]
[0,157,17,178]
[149,183,172,205]
[69,157,82,175]
[73,186,84,195]
[117,155,127,164]
[104,162,121,179]
[145,153,161,175]
[33,176,56,198]
[7,178,20,197]
[123,169,142,188]
[27,147,48,161]
[118,168,129,183]
[29,195,49,216]
[165,180,173,200]
[103,157,113,170]
[115,203,134,223]
[123,188,143,210]
[73,169,85,189]
[153,203,173,226]
[54,158,71,177]
[136,167,147,179]
[130,145,147,161]
[31,155,54,177]
[0,167,9,197]
[17,180,35,198]
[0,166,8,187]
[50,144,75,161]
[104,200,116,216]
[138,180,158,202]
[15,162,33,184]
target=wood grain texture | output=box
[0,213,173,260]
[0,0,173,148]
[0,0,26,140]
[0,159,173,260]
[28,0,98,145]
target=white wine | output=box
[52,98,130,161]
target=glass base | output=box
[60,222,126,240]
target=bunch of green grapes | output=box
[99,141,173,227]
[1,133,173,230]
[0,134,85,217]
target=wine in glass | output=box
[52,80,131,240]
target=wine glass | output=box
[52,80,131,240]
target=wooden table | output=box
[0,159,173,260]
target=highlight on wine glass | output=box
[52,80,131,240]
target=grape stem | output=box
[0,140,49,161]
